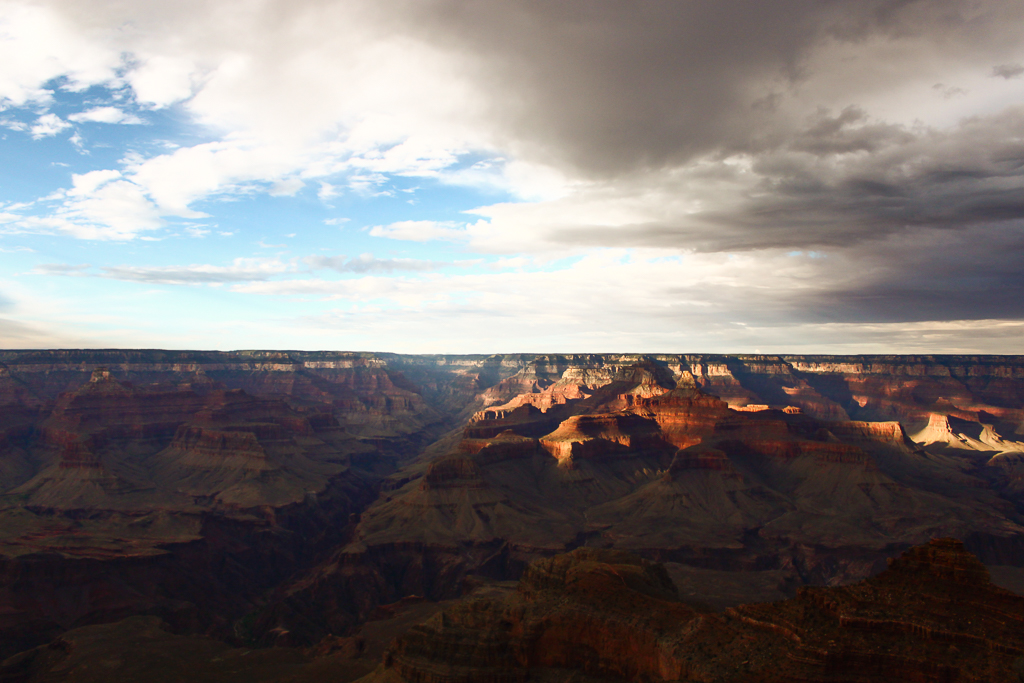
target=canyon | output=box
[375,537,1024,683]
[1,350,1024,681]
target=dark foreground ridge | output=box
[1,350,1024,679]
[5,540,1023,682]
[373,538,1024,683]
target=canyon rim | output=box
[0,351,1023,680]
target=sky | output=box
[1,0,1023,354]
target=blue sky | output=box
[1,1,1024,353]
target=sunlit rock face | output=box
[2,350,1024,668]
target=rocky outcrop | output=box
[664,447,739,476]
[731,538,1024,681]
[629,388,732,449]
[373,540,1024,683]
[9,540,1022,682]
[457,431,536,465]
[383,548,699,683]
[0,614,378,683]
[0,370,401,657]
[464,404,557,440]
[913,412,1024,454]
[828,419,914,448]
[421,456,484,489]
[4,351,1024,665]
[166,426,272,465]
[255,358,1024,647]
[3,350,1023,448]
[538,414,665,466]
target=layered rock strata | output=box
[2,350,1024,661]
[259,357,1024,646]
[373,539,1024,683]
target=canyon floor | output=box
[1,350,1024,681]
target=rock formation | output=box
[372,539,1024,683]
[256,357,1024,647]
[1,350,1024,674]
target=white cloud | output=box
[54,179,162,240]
[7,170,161,240]
[5,0,1024,249]
[68,130,86,152]
[0,169,165,240]
[6,183,150,240]
[124,140,292,216]
[369,220,465,242]
[306,253,452,274]
[29,113,70,138]
[32,263,89,275]
[230,248,810,310]
[68,169,122,196]
[67,106,144,124]
[317,182,339,201]
[0,1,500,239]
[36,257,295,284]
[347,173,389,195]
[0,117,28,131]
[219,248,1024,353]
[102,258,294,284]
[2,0,1024,352]
[0,3,121,108]
[126,54,197,107]
[457,181,691,256]
[269,178,304,196]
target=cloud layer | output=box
[1,0,1024,350]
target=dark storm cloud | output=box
[398,0,1024,329]
[792,220,1024,322]
[695,106,1024,250]
[533,102,1024,255]
[402,1,1024,287]
[788,106,914,156]
[655,221,1024,326]
[398,0,1024,175]
[992,63,1024,79]
[403,0,820,174]
[635,218,1024,330]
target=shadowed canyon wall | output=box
[1,350,1024,665]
